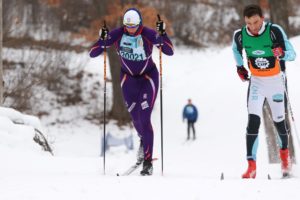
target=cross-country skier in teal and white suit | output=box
[232,4,296,179]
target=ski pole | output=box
[273,43,300,148]
[281,73,300,147]
[103,20,107,175]
[157,14,164,175]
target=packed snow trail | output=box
[1,37,300,200]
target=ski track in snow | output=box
[1,37,300,200]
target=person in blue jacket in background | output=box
[183,99,198,140]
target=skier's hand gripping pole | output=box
[156,14,166,36]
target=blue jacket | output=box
[183,104,198,122]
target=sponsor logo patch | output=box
[255,58,270,69]
[252,50,265,55]
[277,115,284,120]
[128,102,136,112]
[141,101,149,110]
[251,86,259,100]
[143,93,147,99]
[273,94,284,103]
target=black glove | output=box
[156,20,166,35]
[99,26,109,40]
[237,66,249,81]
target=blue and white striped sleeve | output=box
[272,24,296,61]
[232,29,244,67]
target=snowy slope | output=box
[0,107,50,156]
[1,37,300,200]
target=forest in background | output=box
[1,0,300,123]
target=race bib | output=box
[119,34,147,61]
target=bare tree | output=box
[240,0,260,19]
[86,0,131,125]
[107,47,131,124]
[238,0,260,19]
[106,12,131,124]
[269,0,289,36]
[263,102,281,163]
[266,0,295,163]
[243,0,260,5]
[0,0,3,105]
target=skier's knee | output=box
[247,114,261,134]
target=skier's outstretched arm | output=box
[232,29,244,67]
[271,24,296,61]
[156,34,174,56]
[142,26,174,56]
[89,27,123,58]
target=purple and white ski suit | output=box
[89,25,174,161]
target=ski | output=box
[116,158,158,176]
[219,173,292,180]
[282,172,292,179]
[268,171,293,179]
[258,173,293,180]
[116,162,143,176]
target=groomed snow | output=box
[1,36,300,200]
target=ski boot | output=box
[280,149,291,178]
[242,160,256,179]
[140,159,153,176]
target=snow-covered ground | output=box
[1,36,300,200]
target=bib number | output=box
[120,51,144,61]
[120,34,147,61]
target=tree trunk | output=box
[269,0,289,36]
[0,0,3,105]
[107,47,131,124]
[263,102,280,163]
[263,99,295,163]
[241,0,260,15]
[264,0,294,163]
[91,0,131,125]
[239,0,260,24]
[107,14,131,125]
[243,0,260,6]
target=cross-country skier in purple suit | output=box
[89,8,174,175]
